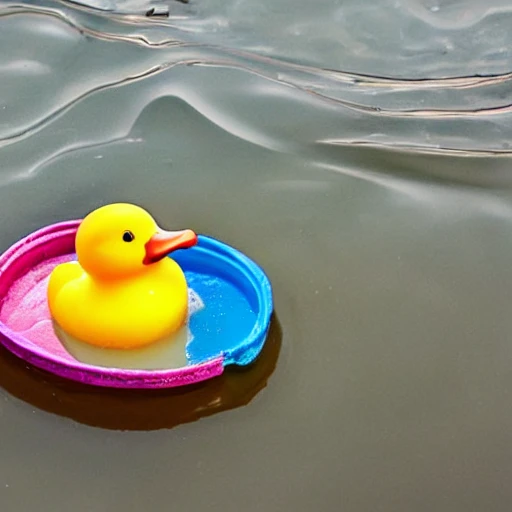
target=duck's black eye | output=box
[122,231,135,242]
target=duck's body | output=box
[48,257,188,349]
[47,203,197,349]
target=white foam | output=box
[186,288,205,343]
[188,288,205,317]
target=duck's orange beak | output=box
[143,229,197,265]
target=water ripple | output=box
[0,0,511,174]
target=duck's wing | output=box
[47,261,83,309]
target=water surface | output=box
[1,0,512,511]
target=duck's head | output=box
[75,203,197,280]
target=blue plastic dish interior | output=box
[172,235,273,367]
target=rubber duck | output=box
[47,203,197,349]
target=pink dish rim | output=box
[0,220,224,389]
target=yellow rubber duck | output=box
[47,203,197,349]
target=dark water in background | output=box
[1,0,512,510]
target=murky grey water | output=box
[1,0,512,510]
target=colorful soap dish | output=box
[0,220,273,389]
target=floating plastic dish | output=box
[0,220,273,389]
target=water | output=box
[55,321,190,369]
[1,0,512,510]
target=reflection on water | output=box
[0,315,281,430]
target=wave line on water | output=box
[4,1,512,89]
[3,0,512,159]
[317,139,512,157]
[0,61,187,148]
[5,51,512,154]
